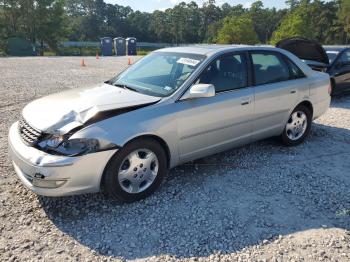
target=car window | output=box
[197,54,248,93]
[339,51,350,64]
[284,57,305,79]
[131,55,173,78]
[111,52,205,97]
[326,51,339,64]
[251,52,290,85]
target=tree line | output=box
[0,0,350,54]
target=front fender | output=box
[70,103,180,168]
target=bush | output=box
[137,49,151,55]
[57,46,100,56]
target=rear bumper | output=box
[8,122,117,197]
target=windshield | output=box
[110,52,206,97]
[326,51,339,64]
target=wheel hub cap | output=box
[286,111,308,141]
[118,149,159,194]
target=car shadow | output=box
[38,121,350,260]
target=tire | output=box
[330,79,336,97]
[281,105,312,146]
[103,138,167,202]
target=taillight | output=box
[328,83,332,95]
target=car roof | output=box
[155,44,280,56]
[155,44,315,77]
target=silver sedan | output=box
[9,45,331,202]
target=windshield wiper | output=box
[113,83,140,93]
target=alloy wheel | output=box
[285,111,308,141]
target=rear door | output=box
[250,51,307,141]
[176,52,254,162]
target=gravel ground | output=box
[0,56,349,262]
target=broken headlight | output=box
[38,135,116,156]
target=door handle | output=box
[290,90,296,94]
[241,101,250,106]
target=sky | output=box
[106,0,289,12]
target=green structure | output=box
[7,37,36,56]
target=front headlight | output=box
[45,135,65,148]
[38,135,117,156]
[56,138,100,156]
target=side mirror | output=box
[182,84,215,100]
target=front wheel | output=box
[103,138,167,202]
[281,105,312,146]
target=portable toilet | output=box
[100,37,113,56]
[126,37,137,56]
[113,37,126,56]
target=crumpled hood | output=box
[22,83,160,134]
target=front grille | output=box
[18,118,43,146]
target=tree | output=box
[1,0,24,38]
[149,10,172,43]
[271,0,340,44]
[2,0,66,53]
[200,0,222,40]
[0,0,349,55]
[309,0,338,43]
[0,4,6,53]
[338,0,350,43]
[285,0,300,10]
[127,11,152,41]
[216,14,259,44]
[35,0,66,53]
[270,12,312,44]
[250,1,286,43]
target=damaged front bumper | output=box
[8,122,117,197]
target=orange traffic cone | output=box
[80,59,86,67]
[96,53,99,59]
[128,57,132,65]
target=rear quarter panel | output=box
[280,48,331,120]
[307,71,331,119]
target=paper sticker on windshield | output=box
[164,86,173,91]
[177,58,200,67]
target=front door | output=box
[333,50,350,92]
[176,53,254,162]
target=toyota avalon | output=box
[9,45,331,202]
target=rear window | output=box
[284,57,305,79]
